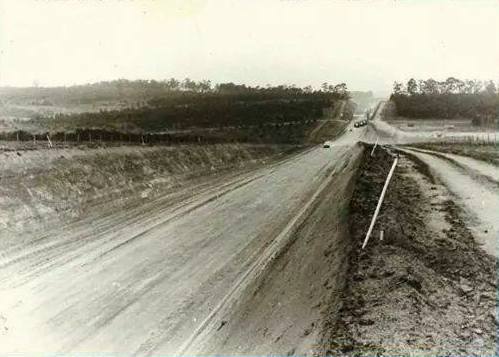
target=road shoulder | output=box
[323,145,496,356]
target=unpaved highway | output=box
[0,123,366,354]
[2,102,496,355]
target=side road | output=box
[399,147,498,257]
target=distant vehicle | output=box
[323,141,331,148]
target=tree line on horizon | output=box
[0,79,350,107]
[9,80,353,145]
[390,78,499,123]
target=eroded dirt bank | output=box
[0,143,298,238]
[323,145,497,356]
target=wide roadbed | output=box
[0,125,365,354]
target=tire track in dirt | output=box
[403,147,499,189]
[0,145,318,286]
[399,147,498,257]
[164,147,361,356]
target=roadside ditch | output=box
[321,144,497,356]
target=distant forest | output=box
[0,79,349,108]
[0,80,352,144]
[21,80,350,133]
[390,78,499,124]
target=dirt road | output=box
[0,122,366,354]
[369,104,498,257]
[399,147,498,257]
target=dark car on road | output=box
[354,120,368,128]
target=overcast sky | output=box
[0,0,498,95]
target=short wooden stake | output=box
[371,137,378,157]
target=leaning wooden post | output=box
[371,137,379,157]
[46,134,53,148]
[362,155,399,249]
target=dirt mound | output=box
[323,144,496,356]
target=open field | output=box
[385,117,492,133]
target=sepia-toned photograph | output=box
[0,0,497,355]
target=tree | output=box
[485,80,497,95]
[455,79,466,94]
[393,81,403,95]
[418,80,426,94]
[166,78,180,90]
[468,80,483,94]
[423,78,439,95]
[407,78,418,95]
[333,83,349,98]
[199,80,212,92]
[443,77,460,94]
[182,78,197,92]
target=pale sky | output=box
[1,0,498,95]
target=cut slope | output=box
[0,143,297,239]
